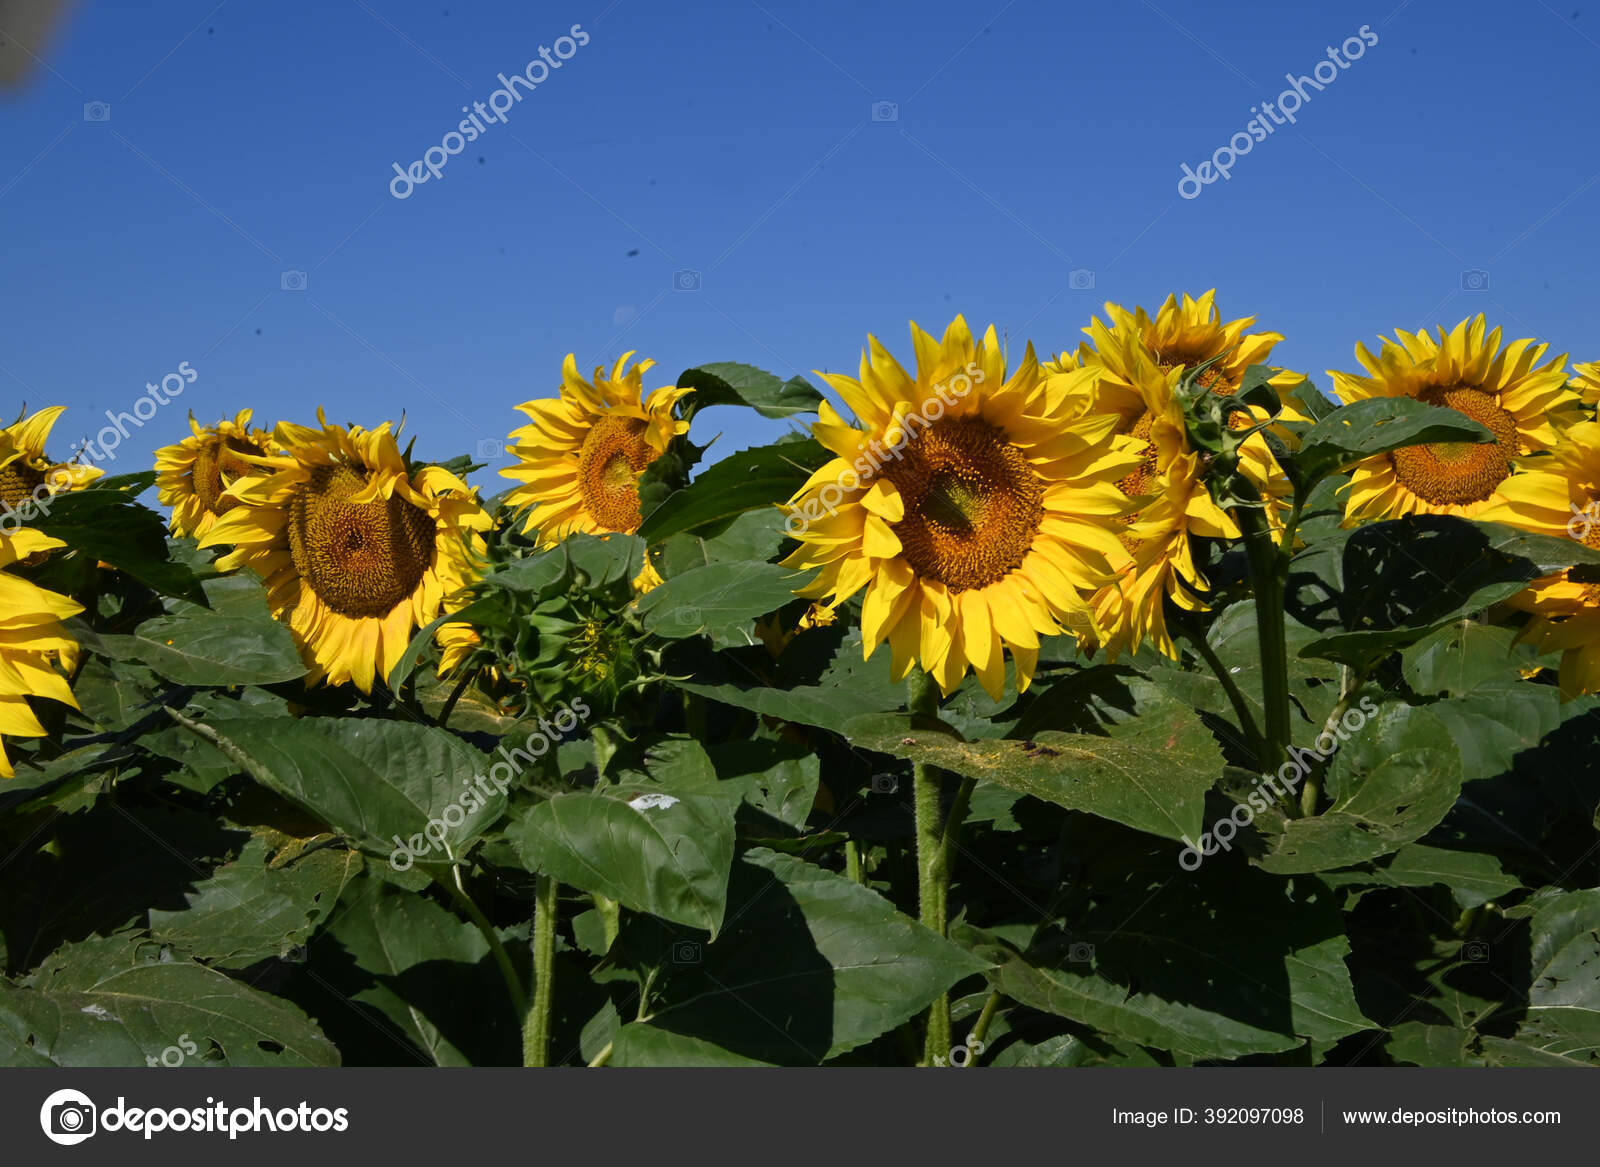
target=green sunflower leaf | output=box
[842,689,1223,844]
[677,363,823,419]
[1,938,339,1067]
[636,438,829,543]
[1291,397,1495,490]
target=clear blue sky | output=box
[3,0,1598,491]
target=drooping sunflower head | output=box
[200,410,491,693]
[500,353,690,545]
[1061,317,1245,659]
[0,406,101,515]
[0,525,82,777]
[154,409,277,538]
[1330,315,1579,524]
[781,316,1141,698]
[1066,292,1308,429]
[1478,420,1600,697]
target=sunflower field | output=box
[2,295,1598,1069]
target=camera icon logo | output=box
[1067,941,1096,963]
[281,270,308,292]
[671,939,703,964]
[476,437,507,459]
[1461,940,1490,963]
[673,269,701,292]
[870,772,899,795]
[1068,268,1096,290]
[871,101,899,122]
[1461,269,1490,291]
[40,1088,97,1146]
[83,101,111,122]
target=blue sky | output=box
[3,0,1598,492]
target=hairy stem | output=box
[845,838,864,885]
[523,873,560,1067]
[1231,480,1292,777]
[964,991,1003,1066]
[437,667,474,729]
[908,668,953,1065]
[1300,665,1362,817]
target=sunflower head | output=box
[200,410,490,693]
[500,353,690,545]
[782,316,1141,698]
[1478,420,1600,697]
[0,524,82,777]
[1330,315,1580,524]
[0,407,102,516]
[155,410,277,538]
[1052,291,1308,430]
[1060,318,1248,659]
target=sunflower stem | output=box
[845,838,865,884]
[523,872,559,1067]
[964,991,1003,1065]
[907,668,953,1066]
[1231,479,1292,777]
[1299,665,1362,817]
[437,667,474,729]
[1177,618,1265,762]
[444,872,527,1022]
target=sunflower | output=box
[1057,314,1257,660]
[154,410,277,538]
[1572,360,1600,411]
[1055,290,1309,427]
[780,316,1140,698]
[0,406,101,516]
[1478,420,1600,697]
[0,525,82,777]
[1329,316,1579,524]
[436,621,481,677]
[501,353,690,550]
[200,412,491,692]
